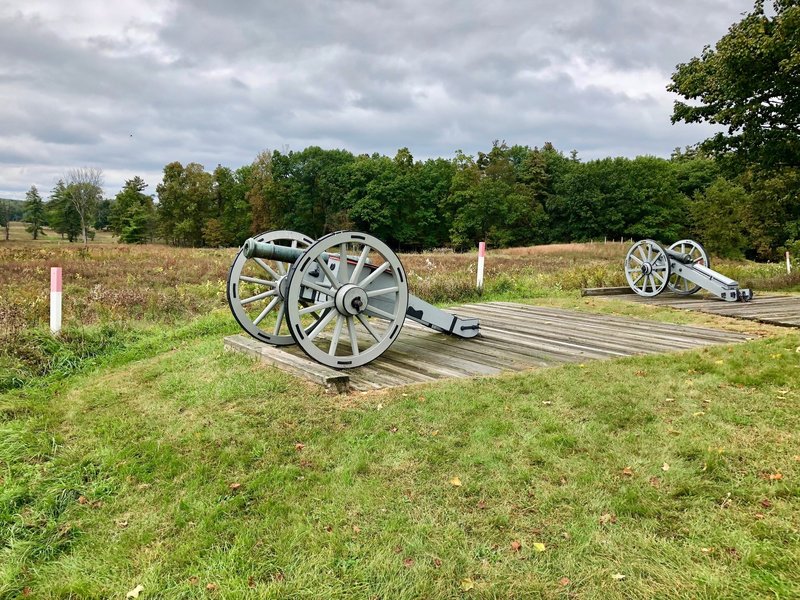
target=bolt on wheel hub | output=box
[334,284,368,316]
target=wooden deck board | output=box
[224,302,752,392]
[617,293,800,328]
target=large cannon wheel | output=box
[667,239,709,295]
[284,231,409,369]
[625,239,671,297]
[227,230,314,345]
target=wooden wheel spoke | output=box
[328,314,345,356]
[253,296,280,325]
[365,305,396,321]
[254,258,280,280]
[358,261,390,288]
[299,300,334,315]
[366,286,399,298]
[350,245,371,284]
[307,309,338,341]
[240,275,276,287]
[347,317,360,355]
[356,314,382,343]
[241,289,276,305]
[317,257,341,290]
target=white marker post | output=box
[788,251,793,275]
[50,267,62,334]
[477,241,486,292]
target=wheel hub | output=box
[335,284,368,316]
[641,262,653,275]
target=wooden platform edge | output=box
[581,286,636,297]
[223,335,351,393]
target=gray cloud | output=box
[0,0,755,199]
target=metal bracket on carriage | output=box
[624,239,753,302]
[227,230,480,369]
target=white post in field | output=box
[477,241,486,291]
[50,267,62,334]
[788,251,792,275]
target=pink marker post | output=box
[50,267,62,334]
[477,241,486,291]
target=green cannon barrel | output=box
[242,239,306,262]
[664,248,694,264]
[242,238,333,264]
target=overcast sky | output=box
[0,0,754,200]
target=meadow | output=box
[1,226,799,598]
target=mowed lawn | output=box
[1,308,799,599]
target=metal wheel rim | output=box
[625,239,670,297]
[284,231,409,369]
[667,239,709,295]
[227,230,315,345]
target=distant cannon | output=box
[227,230,479,368]
[624,239,752,302]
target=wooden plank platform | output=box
[224,302,752,392]
[619,294,800,328]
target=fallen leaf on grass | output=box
[206,583,218,591]
[450,477,462,487]
[649,477,661,488]
[431,430,439,436]
[294,443,305,451]
[559,577,571,586]
[22,588,31,597]
[533,542,546,552]
[126,584,144,598]
[714,360,724,365]
[247,576,256,588]
[352,525,361,534]
[229,482,241,491]
[510,540,522,552]
[693,411,705,417]
[662,463,670,472]
[77,495,88,505]
[433,558,442,568]
[621,467,634,477]
[542,401,552,406]
[760,498,773,508]
[599,513,617,525]
[460,578,475,591]
[611,573,626,581]
[403,557,414,567]
[768,472,783,481]
[389,426,398,433]
[116,520,129,528]
[754,513,765,520]
[477,500,487,509]
[701,547,713,554]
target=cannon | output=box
[624,239,752,302]
[227,230,480,368]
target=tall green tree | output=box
[23,185,46,239]
[669,0,800,169]
[111,177,155,243]
[0,200,11,241]
[156,162,214,246]
[47,180,82,242]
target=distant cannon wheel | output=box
[284,231,409,369]
[667,239,709,295]
[227,230,315,345]
[625,239,670,297]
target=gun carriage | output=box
[624,239,752,302]
[227,230,479,369]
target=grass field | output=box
[1,234,799,598]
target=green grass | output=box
[1,309,799,598]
